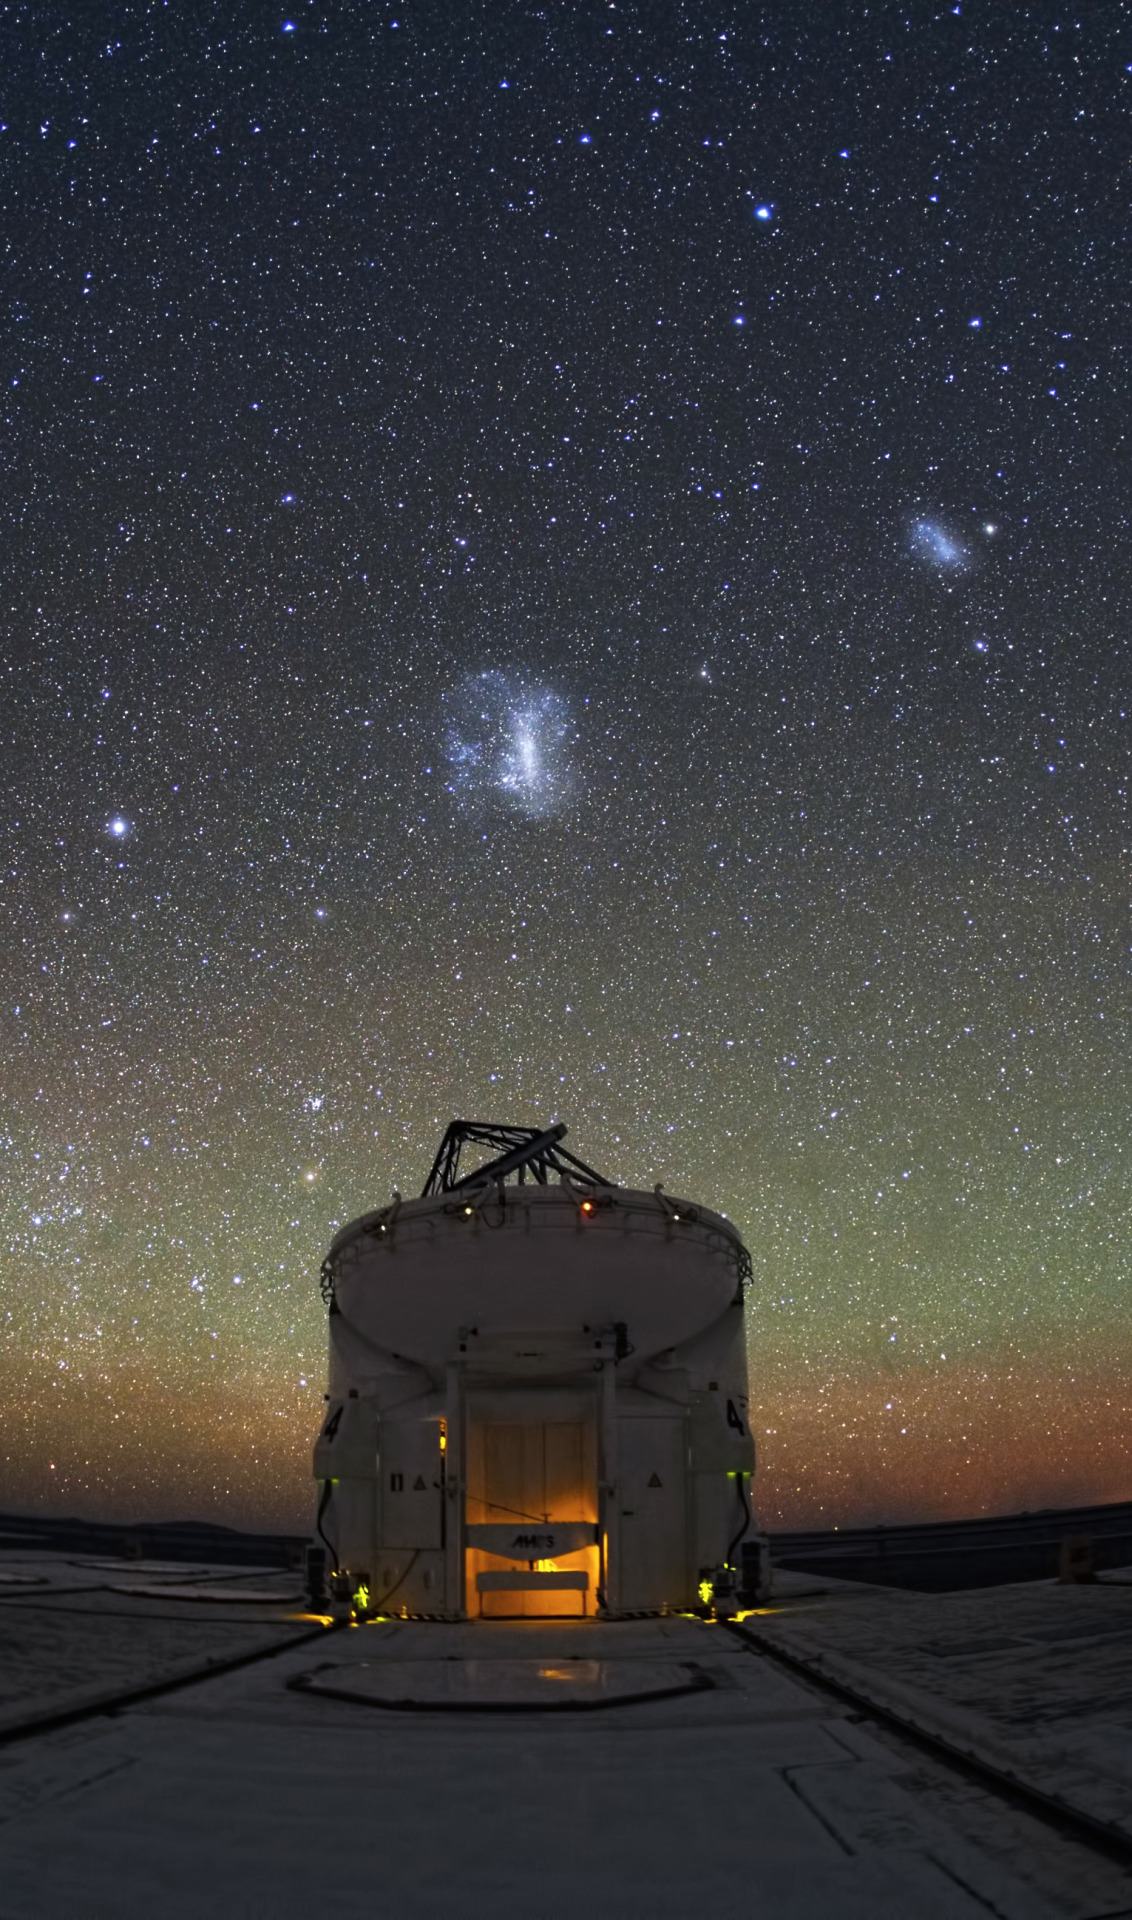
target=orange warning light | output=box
[581,1200,593,1214]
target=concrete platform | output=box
[0,1556,1130,1917]
[747,1565,1132,1846]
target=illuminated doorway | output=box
[466,1419,599,1617]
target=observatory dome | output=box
[313,1122,758,1620]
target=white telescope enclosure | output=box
[313,1122,755,1618]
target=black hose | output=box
[315,1480,337,1569]
[366,1548,421,1615]
[726,1473,753,1564]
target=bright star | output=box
[754,205,772,220]
[107,816,131,839]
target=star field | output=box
[1,2,1130,1531]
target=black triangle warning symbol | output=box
[647,1472,663,1488]
[413,1475,427,1491]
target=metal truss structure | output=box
[420,1120,612,1196]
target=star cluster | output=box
[1,4,1129,1531]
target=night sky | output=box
[3,3,1129,1534]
